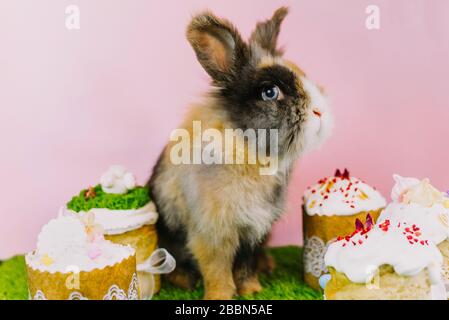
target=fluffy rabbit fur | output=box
[148,7,332,299]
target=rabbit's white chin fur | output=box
[298,76,333,155]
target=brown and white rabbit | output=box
[148,7,332,299]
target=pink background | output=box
[1,0,449,259]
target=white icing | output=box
[379,202,449,245]
[100,165,136,194]
[36,216,88,258]
[391,174,420,202]
[380,175,449,245]
[304,174,386,216]
[65,201,158,235]
[325,220,443,284]
[26,216,134,273]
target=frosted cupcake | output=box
[302,169,386,290]
[379,175,449,294]
[26,215,138,300]
[324,218,446,300]
[66,165,159,299]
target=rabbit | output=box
[148,7,332,300]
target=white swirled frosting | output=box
[26,216,134,273]
[379,175,449,245]
[325,219,443,284]
[304,169,386,216]
[66,201,158,235]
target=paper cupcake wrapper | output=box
[302,207,383,290]
[431,283,448,300]
[27,255,138,300]
[105,224,161,298]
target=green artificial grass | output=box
[0,246,322,300]
[0,256,29,300]
[67,185,151,212]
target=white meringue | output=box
[100,165,137,194]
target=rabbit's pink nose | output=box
[313,108,322,118]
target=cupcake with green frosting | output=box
[65,165,159,299]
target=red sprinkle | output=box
[379,220,390,232]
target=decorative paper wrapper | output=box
[438,239,449,298]
[302,206,383,290]
[26,255,139,300]
[105,224,159,299]
[324,265,447,300]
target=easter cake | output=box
[26,215,138,300]
[66,165,159,299]
[379,175,449,295]
[302,169,386,290]
[324,218,446,300]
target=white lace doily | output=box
[442,264,449,295]
[304,236,335,278]
[127,273,139,300]
[442,264,449,281]
[31,273,139,300]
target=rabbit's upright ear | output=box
[249,7,289,56]
[187,11,248,83]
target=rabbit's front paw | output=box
[237,276,262,296]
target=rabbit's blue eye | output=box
[261,85,280,101]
